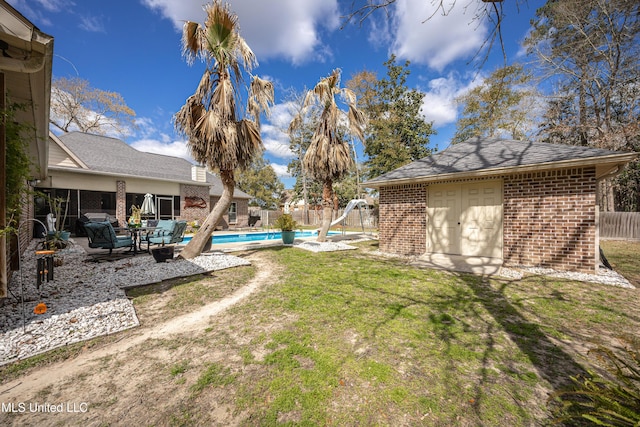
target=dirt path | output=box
[0,251,277,404]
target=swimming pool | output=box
[182,230,333,245]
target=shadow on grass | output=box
[351,268,587,419]
[460,274,587,397]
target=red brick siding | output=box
[378,166,598,273]
[180,184,210,223]
[209,196,249,229]
[116,180,127,226]
[503,167,597,273]
[378,184,427,256]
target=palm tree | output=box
[293,69,366,242]
[174,0,274,259]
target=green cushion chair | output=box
[84,221,133,255]
[146,220,187,251]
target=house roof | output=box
[0,0,54,180]
[53,132,251,199]
[364,137,639,187]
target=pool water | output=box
[181,230,331,245]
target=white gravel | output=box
[0,240,250,366]
[371,250,633,288]
[294,240,359,252]
[499,265,634,288]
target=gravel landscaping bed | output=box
[0,240,250,366]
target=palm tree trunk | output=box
[178,170,235,259]
[317,179,333,242]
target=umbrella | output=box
[140,193,155,215]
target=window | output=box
[228,202,237,224]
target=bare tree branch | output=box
[342,0,526,68]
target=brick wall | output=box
[378,183,427,256]
[180,184,210,223]
[378,166,598,273]
[503,167,598,273]
[208,196,249,229]
[116,180,127,226]
[235,199,249,227]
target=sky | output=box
[10,0,543,188]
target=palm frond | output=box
[195,69,213,105]
[342,87,357,105]
[237,37,257,72]
[181,21,202,64]
[211,76,236,121]
[174,95,204,138]
[176,1,267,175]
[236,119,264,170]
[302,89,318,111]
[288,113,302,134]
[327,68,341,89]
[203,1,237,53]
[348,105,367,142]
[298,67,367,183]
[247,76,274,124]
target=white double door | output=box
[427,180,503,258]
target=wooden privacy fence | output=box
[251,208,378,230]
[600,212,640,239]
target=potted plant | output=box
[44,191,71,249]
[274,213,298,245]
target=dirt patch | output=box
[0,251,282,427]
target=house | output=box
[364,137,638,273]
[1,0,54,297]
[37,131,252,233]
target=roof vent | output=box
[191,165,207,183]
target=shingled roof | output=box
[54,132,251,198]
[365,137,638,187]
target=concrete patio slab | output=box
[411,253,503,276]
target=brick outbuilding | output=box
[364,138,638,273]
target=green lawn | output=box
[2,240,638,426]
[195,240,640,426]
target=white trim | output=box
[48,132,89,169]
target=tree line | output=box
[285,0,638,213]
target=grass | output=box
[601,239,640,287]
[220,241,640,425]
[127,265,255,324]
[2,240,638,426]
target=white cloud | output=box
[260,102,297,159]
[262,134,295,159]
[141,0,339,64]
[78,14,105,33]
[129,138,193,162]
[391,0,488,71]
[419,72,484,127]
[270,163,291,178]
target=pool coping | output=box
[180,231,372,253]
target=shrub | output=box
[550,336,640,426]
[273,213,298,231]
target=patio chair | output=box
[140,219,174,246]
[145,220,187,251]
[84,221,134,255]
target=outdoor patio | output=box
[0,234,368,366]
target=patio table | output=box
[126,226,157,255]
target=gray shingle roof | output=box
[365,137,635,186]
[56,132,251,198]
